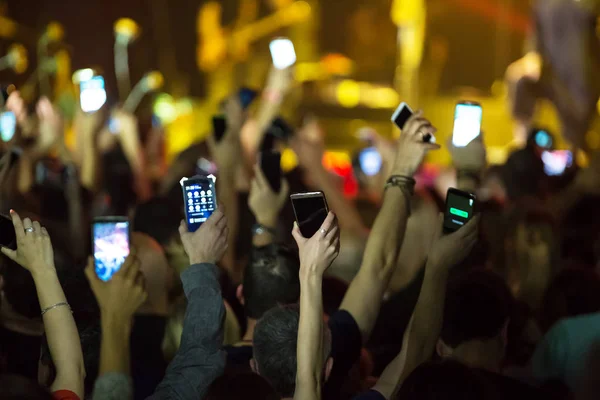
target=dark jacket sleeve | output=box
[147,263,225,400]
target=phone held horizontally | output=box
[290,191,329,238]
[443,188,476,234]
[92,217,130,281]
[180,175,217,232]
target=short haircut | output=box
[243,245,300,319]
[253,305,300,397]
[206,372,279,400]
[501,148,545,201]
[133,197,183,246]
[441,270,513,348]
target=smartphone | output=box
[239,87,258,109]
[291,192,329,238]
[391,102,413,130]
[92,217,130,281]
[261,151,282,192]
[443,188,476,233]
[0,214,17,250]
[180,175,217,232]
[80,76,107,113]
[452,101,482,147]
[212,115,227,143]
[269,38,296,70]
[542,150,573,176]
[358,147,382,176]
[268,117,294,139]
[0,111,17,142]
[533,129,553,149]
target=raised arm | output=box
[448,135,486,193]
[292,213,341,400]
[372,214,479,399]
[340,111,440,343]
[148,209,229,400]
[1,211,85,398]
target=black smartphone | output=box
[0,214,17,250]
[239,87,258,109]
[290,191,329,238]
[391,102,413,130]
[92,217,130,281]
[443,188,476,234]
[268,117,294,140]
[261,151,282,192]
[212,115,227,143]
[180,175,217,232]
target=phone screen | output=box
[358,147,382,176]
[80,76,107,113]
[239,88,258,109]
[93,219,130,281]
[443,189,476,233]
[542,150,573,176]
[181,176,217,232]
[534,130,553,149]
[261,151,282,192]
[0,111,16,142]
[452,102,482,147]
[212,116,227,142]
[269,38,296,69]
[0,214,16,250]
[291,192,329,238]
[391,103,413,130]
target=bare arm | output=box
[340,112,440,343]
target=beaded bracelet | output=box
[41,302,71,316]
[384,175,416,215]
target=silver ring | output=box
[25,227,34,233]
[320,229,327,234]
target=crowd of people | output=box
[0,23,599,400]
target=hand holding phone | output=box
[452,101,482,147]
[291,192,329,238]
[180,175,217,232]
[270,38,296,69]
[443,188,476,234]
[80,76,107,113]
[392,102,435,143]
[92,217,130,281]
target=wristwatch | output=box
[252,223,276,236]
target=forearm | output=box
[33,270,85,396]
[80,138,99,192]
[99,313,133,376]
[217,166,239,278]
[295,274,323,399]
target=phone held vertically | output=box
[212,115,227,143]
[443,188,476,234]
[452,101,482,147]
[291,191,329,238]
[80,75,107,113]
[391,102,413,131]
[0,111,16,142]
[261,151,282,192]
[269,38,296,70]
[92,217,130,281]
[180,175,217,232]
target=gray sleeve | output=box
[146,263,226,400]
[92,373,133,400]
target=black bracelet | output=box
[384,175,416,215]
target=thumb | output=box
[0,246,16,262]
[178,220,189,237]
[279,179,290,200]
[291,221,305,246]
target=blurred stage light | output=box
[336,80,360,108]
[143,71,164,91]
[153,94,177,123]
[72,68,95,84]
[281,147,298,172]
[114,18,141,44]
[8,44,28,74]
[45,22,65,42]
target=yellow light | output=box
[281,147,298,172]
[8,44,27,74]
[114,18,141,43]
[290,1,312,20]
[144,71,164,90]
[586,130,600,150]
[323,151,351,170]
[46,22,65,42]
[153,94,177,124]
[363,87,399,109]
[72,68,95,84]
[336,80,360,108]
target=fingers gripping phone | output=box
[261,151,282,192]
[180,175,217,232]
[92,217,130,281]
[443,188,476,234]
[391,102,413,130]
[291,192,329,238]
[80,76,107,113]
[212,115,227,143]
[269,38,296,69]
[452,101,482,147]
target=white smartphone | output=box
[269,38,296,70]
[0,111,17,142]
[542,150,573,176]
[391,102,413,130]
[80,76,107,113]
[452,101,482,147]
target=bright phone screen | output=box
[182,178,217,232]
[269,38,296,69]
[359,147,382,176]
[542,150,573,176]
[443,190,475,233]
[93,220,130,281]
[80,76,107,113]
[452,103,482,147]
[292,193,328,238]
[0,111,17,142]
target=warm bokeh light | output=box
[336,80,361,108]
[8,44,27,74]
[144,71,165,91]
[153,94,177,124]
[114,18,141,43]
[72,68,95,84]
[46,21,65,42]
[281,147,299,172]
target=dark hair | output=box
[253,304,300,397]
[205,372,279,400]
[322,276,348,316]
[1,257,39,318]
[102,149,136,215]
[442,270,513,348]
[560,195,600,266]
[0,374,53,399]
[133,197,183,246]
[395,360,495,400]
[501,148,545,201]
[243,245,300,319]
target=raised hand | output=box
[179,209,229,265]
[35,97,63,155]
[85,250,148,316]
[1,210,55,276]
[292,211,340,278]
[427,213,480,273]
[248,164,289,227]
[392,111,440,177]
[448,134,487,172]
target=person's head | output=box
[0,374,53,400]
[133,197,182,247]
[395,360,497,400]
[238,245,300,320]
[501,148,545,201]
[438,270,513,371]
[252,305,333,398]
[205,372,279,400]
[0,256,39,319]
